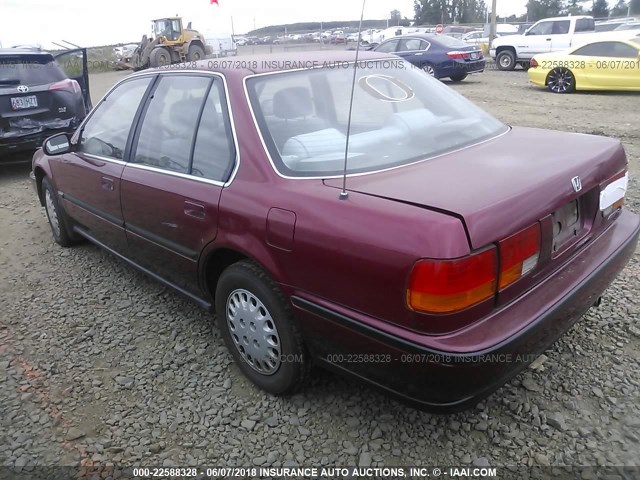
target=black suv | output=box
[0,47,91,160]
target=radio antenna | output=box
[340,0,367,200]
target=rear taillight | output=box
[530,58,539,68]
[600,171,628,218]
[498,223,540,290]
[447,51,471,60]
[407,248,497,314]
[49,78,81,95]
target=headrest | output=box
[273,87,313,120]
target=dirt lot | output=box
[1,62,639,476]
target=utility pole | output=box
[490,0,497,44]
[231,16,235,36]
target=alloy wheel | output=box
[547,68,575,94]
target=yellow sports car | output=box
[528,37,640,93]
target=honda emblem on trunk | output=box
[17,85,29,93]
[571,176,582,193]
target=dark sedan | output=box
[373,33,485,81]
[31,51,638,412]
[0,48,91,159]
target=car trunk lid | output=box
[323,126,626,250]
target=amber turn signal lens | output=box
[407,248,497,314]
[498,223,540,290]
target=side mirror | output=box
[43,133,71,156]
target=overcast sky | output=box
[0,0,530,49]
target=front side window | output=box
[78,77,152,159]
[528,21,553,36]
[133,75,211,174]
[247,60,507,178]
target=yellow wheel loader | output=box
[132,17,211,70]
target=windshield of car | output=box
[0,54,67,86]
[246,60,507,178]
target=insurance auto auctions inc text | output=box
[255,466,498,478]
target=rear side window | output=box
[0,54,67,86]
[133,75,211,174]
[552,21,570,34]
[78,77,152,160]
[572,42,638,58]
[575,18,595,32]
[191,81,236,182]
[398,39,427,51]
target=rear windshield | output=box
[0,54,67,86]
[246,59,507,178]
[436,35,469,47]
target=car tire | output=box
[520,61,530,71]
[546,67,576,94]
[149,48,171,68]
[215,260,309,395]
[422,63,436,78]
[41,177,79,247]
[187,44,205,62]
[449,73,468,82]
[496,50,516,71]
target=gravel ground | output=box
[1,65,639,476]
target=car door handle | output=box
[546,38,552,41]
[415,52,424,56]
[101,176,114,191]
[184,200,206,220]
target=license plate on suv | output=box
[11,95,38,110]
[552,199,582,253]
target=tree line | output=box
[414,0,640,24]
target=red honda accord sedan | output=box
[31,51,639,411]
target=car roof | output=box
[540,15,591,21]
[0,47,46,55]
[380,33,451,42]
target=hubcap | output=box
[499,55,511,68]
[226,289,281,375]
[424,65,435,77]
[45,189,60,237]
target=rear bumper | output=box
[528,68,549,87]
[291,210,640,412]
[439,59,486,77]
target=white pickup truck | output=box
[490,15,638,70]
